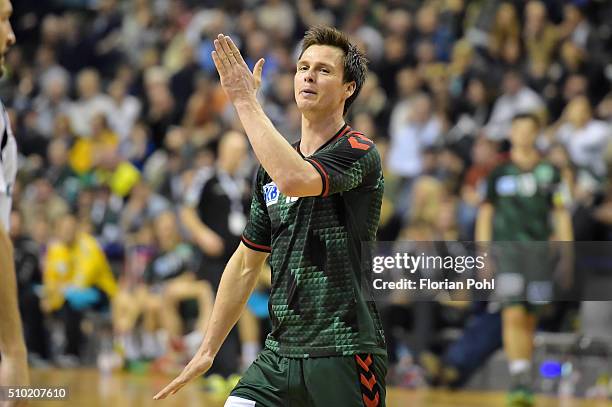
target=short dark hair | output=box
[299,26,368,115]
[512,112,540,129]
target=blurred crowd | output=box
[5,0,612,391]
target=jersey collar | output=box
[294,123,351,158]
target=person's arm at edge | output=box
[0,224,30,392]
[475,202,494,242]
[552,200,574,290]
[475,202,494,281]
[153,242,269,399]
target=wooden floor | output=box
[28,369,611,407]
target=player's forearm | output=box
[552,208,573,241]
[233,96,314,193]
[475,203,494,242]
[0,227,27,357]
[197,246,262,358]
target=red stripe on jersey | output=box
[241,236,271,252]
[306,158,330,197]
[348,131,373,143]
[332,125,351,143]
[348,136,371,150]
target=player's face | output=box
[0,0,15,78]
[295,45,354,116]
[509,118,538,148]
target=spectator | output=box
[554,95,611,178]
[120,122,156,171]
[142,66,180,149]
[448,77,493,143]
[42,213,118,364]
[144,211,214,371]
[21,173,69,238]
[93,146,141,198]
[69,113,119,175]
[120,179,170,238]
[559,3,591,49]
[46,138,81,207]
[112,221,163,363]
[458,137,499,238]
[389,67,423,138]
[32,56,70,138]
[67,68,114,137]
[415,5,454,62]
[106,79,142,142]
[387,93,441,180]
[523,1,559,70]
[484,69,544,140]
[487,2,520,61]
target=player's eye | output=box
[298,65,308,71]
[320,68,330,73]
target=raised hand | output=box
[212,34,264,103]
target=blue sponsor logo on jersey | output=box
[263,182,279,206]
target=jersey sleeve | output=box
[241,166,272,252]
[305,131,382,197]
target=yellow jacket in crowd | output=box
[44,232,118,312]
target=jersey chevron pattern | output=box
[242,124,386,358]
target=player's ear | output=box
[345,81,356,100]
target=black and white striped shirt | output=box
[0,102,17,231]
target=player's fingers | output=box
[211,50,228,78]
[213,39,231,71]
[153,377,185,400]
[253,58,265,85]
[218,34,238,66]
[226,36,247,67]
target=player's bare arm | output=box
[0,224,29,407]
[153,242,269,400]
[475,202,494,242]
[211,34,322,197]
[552,200,574,290]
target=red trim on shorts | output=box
[355,354,380,407]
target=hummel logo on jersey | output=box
[263,182,279,206]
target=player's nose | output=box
[303,68,315,83]
[6,22,15,47]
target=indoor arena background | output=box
[4,0,612,406]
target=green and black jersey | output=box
[485,160,562,241]
[241,124,386,358]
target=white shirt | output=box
[387,118,441,177]
[0,103,17,231]
[556,120,612,176]
[485,86,544,140]
[107,95,142,141]
[67,94,114,137]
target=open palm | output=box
[211,34,265,102]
